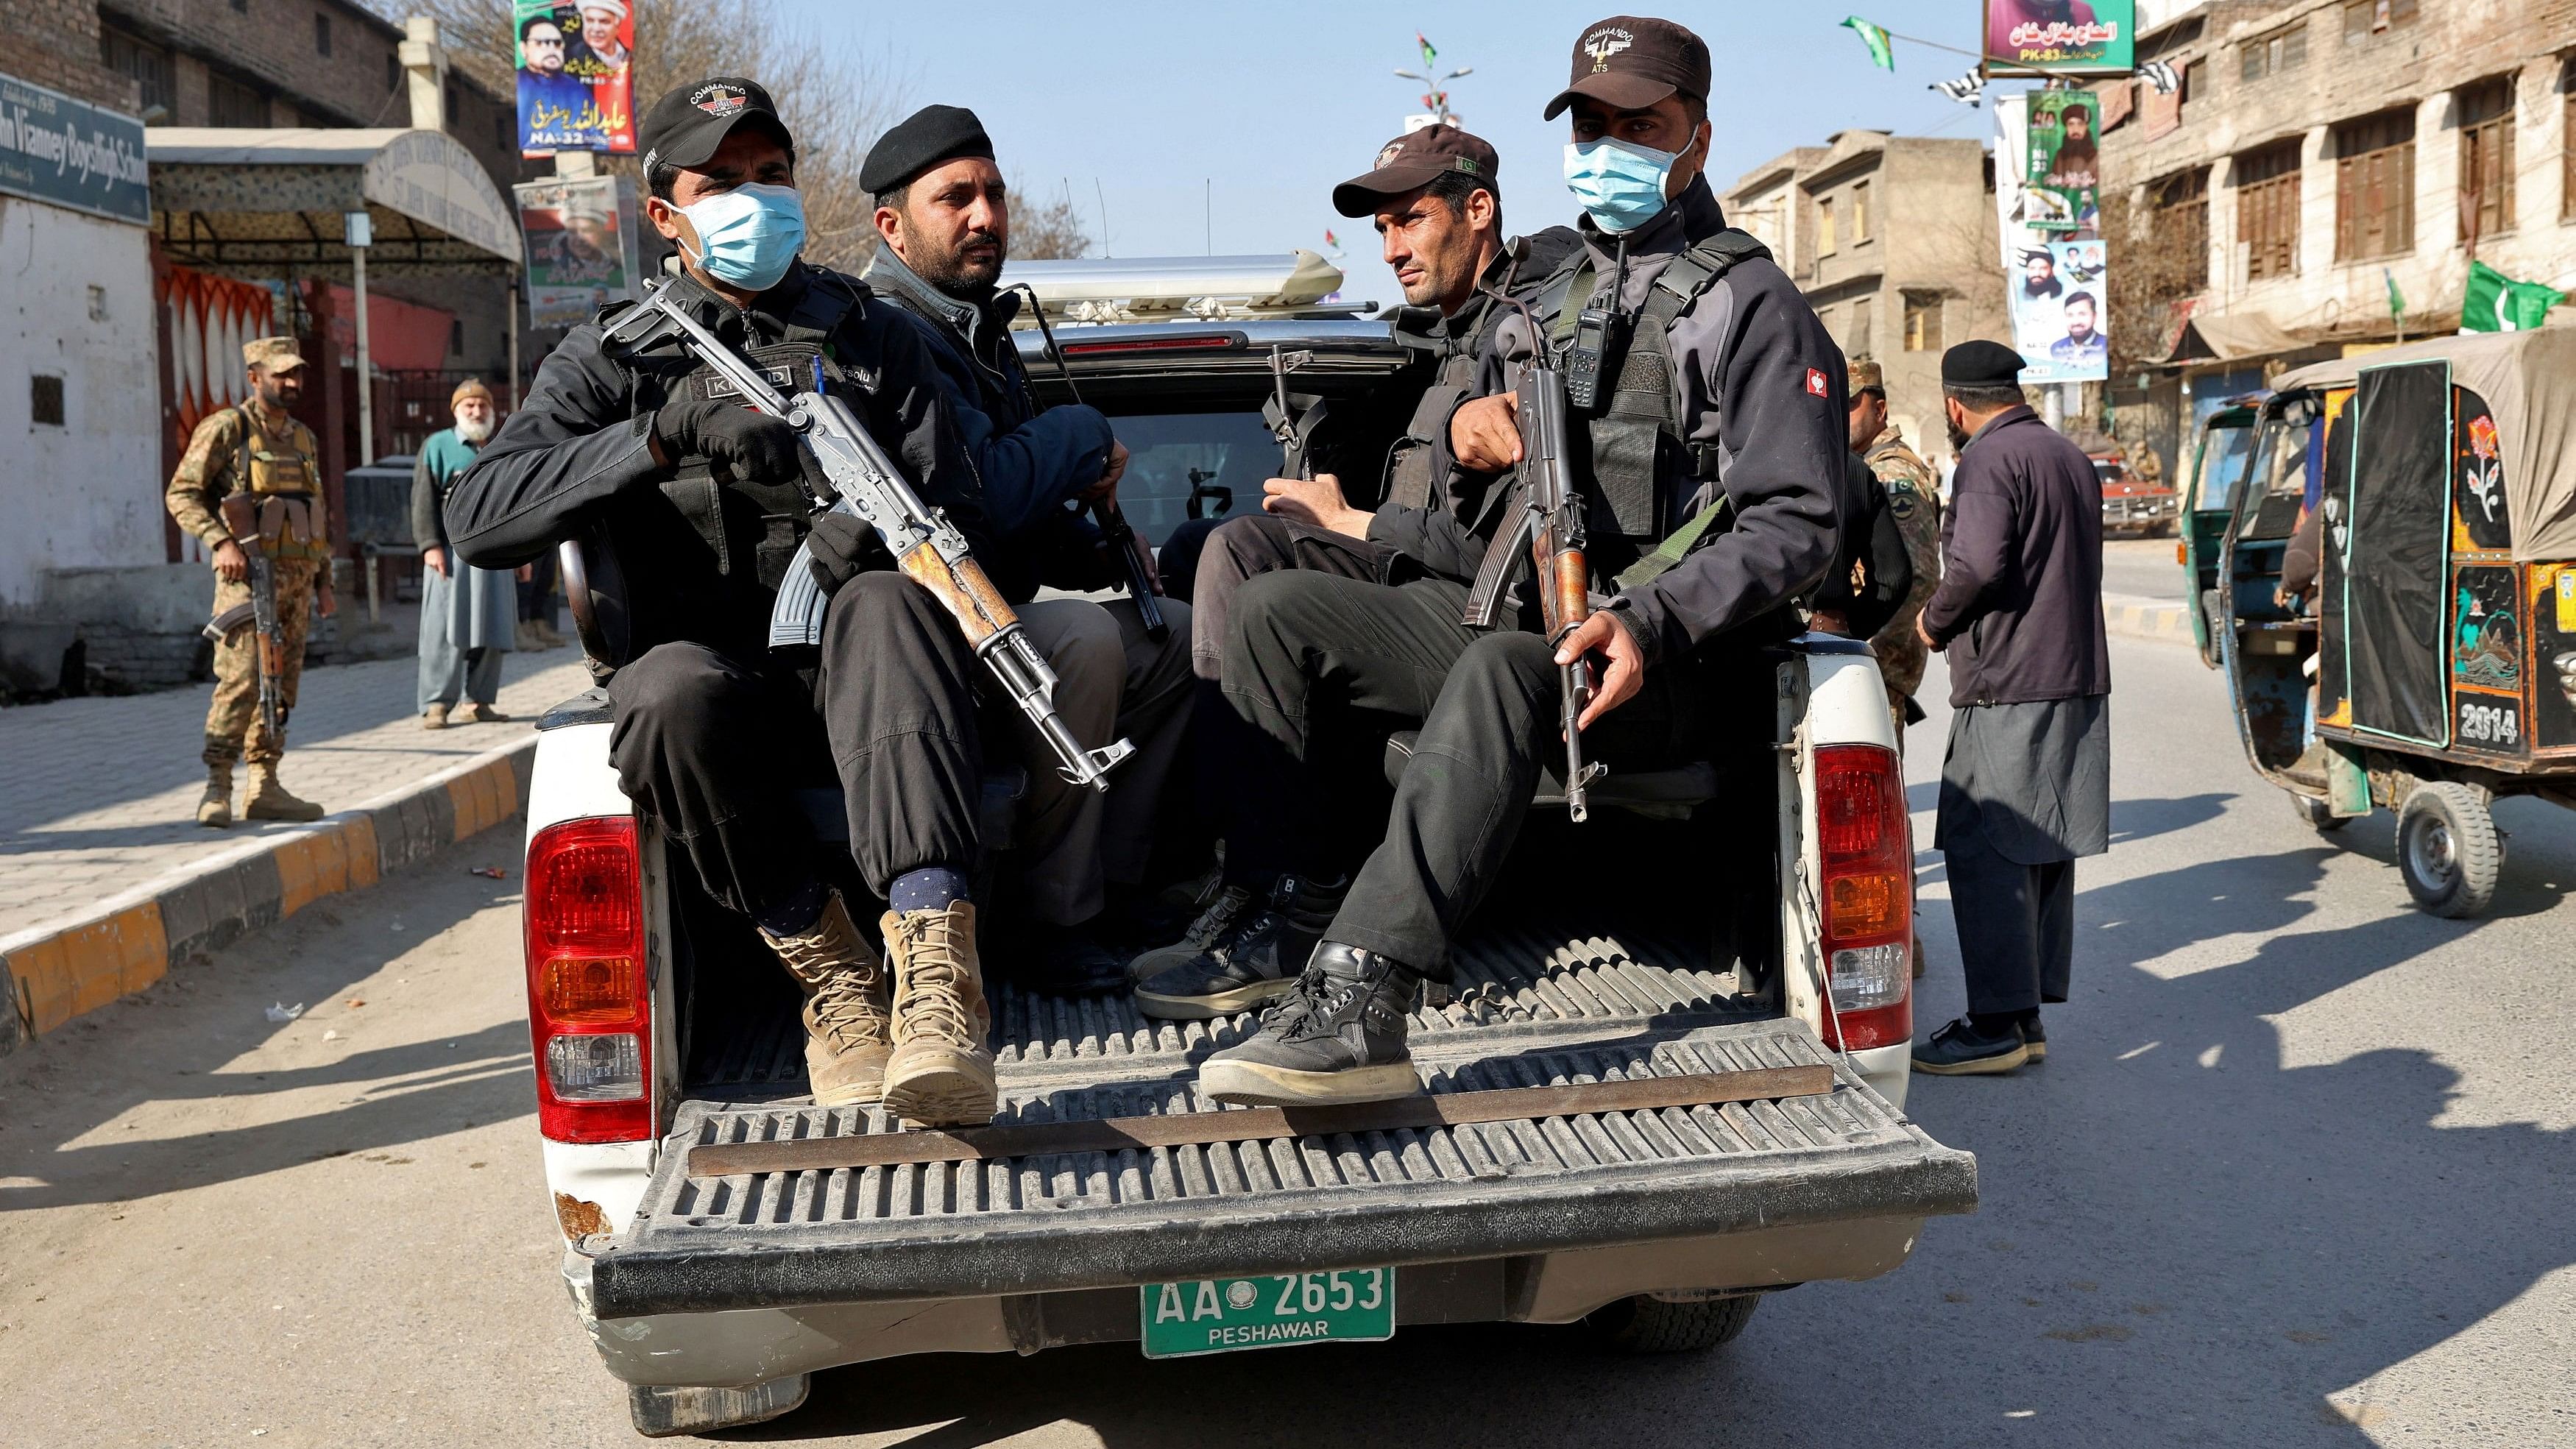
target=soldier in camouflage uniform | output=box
[1847,361,1943,741]
[166,337,338,828]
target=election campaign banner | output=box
[514,174,639,326]
[1984,0,2136,78]
[516,1,634,156]
[1993,93,2109,385]
[2023,89,2101,232]
[0,71,148,226]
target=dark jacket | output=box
[860,247,1116,541]
[1458,179,1847,667]
[1375,227,1583,528]
[1922,405,2110,706]
[444,261,984,661]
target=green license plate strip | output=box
[1139,1269,1395,1358]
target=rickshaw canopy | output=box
[2274,327,2576,563]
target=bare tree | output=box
[383,0,905,271]
[2099,184,2206,378]
[1009,178,1091,261]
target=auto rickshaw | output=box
[2180,399,2261,667]
[2212,326,2576,917]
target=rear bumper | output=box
[565,1211,1933,1386]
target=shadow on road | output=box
[0,835,531,1214]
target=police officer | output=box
[446,78,1000,1127]
[1174,15,1850,1104]
[1847,360,1943,736]
[859,104,1195,991]
[1125,126,1576,1005]
[166,337,336,829]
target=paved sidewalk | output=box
[2104,589,2193,647]
[0,646,592,940]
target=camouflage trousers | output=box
[202,559,319,768]
[1874,606,1931,748]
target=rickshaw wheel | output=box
[2290,793,2349,833]
[2395,783,2500,918]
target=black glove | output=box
[805,505,891,592]
[654,397,808,485]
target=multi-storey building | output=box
[2098,0,2576,472]
[1727,131,2011,472]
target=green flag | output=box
[2461,259,2565,333]
[1842,17,1896,71]
[2384,267,2404,322]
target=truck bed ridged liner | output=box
[595,1016,1976,1318]
[689,927,1752,1097]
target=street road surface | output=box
[5,635,2572,1447]
[2103,536,2188,605]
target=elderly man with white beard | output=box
[412,378,516,728]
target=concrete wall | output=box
[0,199,164,609]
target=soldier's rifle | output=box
[604,280,1133,793]
[1459,352,1605,822]
[205,494,287,743]
[1013,285,1166,641]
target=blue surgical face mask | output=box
[1563,135,1696,233]
[678,181,806,291]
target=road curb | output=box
[2106,599,2193,646]
[0,734,536,1055]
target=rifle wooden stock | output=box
[895,549,1016,652]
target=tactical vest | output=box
[233,405,331,561]
[612,277,860,595]
[1384,304,1490,514]
[1532,229,1774,579]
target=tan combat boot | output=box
[197,763,234,829]
[241,762,325,822]
[758,890,894,1106]
[422,703,450,731]
[878,901,998,1127]
[455,701,512,724]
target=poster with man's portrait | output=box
[2023,91,2101,232]
[516,1,635,155]
[515,174,639,326]
[2009,238,2109,383]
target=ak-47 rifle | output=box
[1013,285,1165,642]
[205,494,286,742]
[603,280,1134,793]
[1459,352,1606,822]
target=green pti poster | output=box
[2023,90,2101,231]
[1985,0,2136,77]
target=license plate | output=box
[1138,1269,1396,1358]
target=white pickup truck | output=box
[517,263,1976,1437]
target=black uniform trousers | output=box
[1186,513,1406,857]
[1222,570,1726,978]
[604,573,983,920]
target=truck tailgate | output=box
[590,935,1973,1319]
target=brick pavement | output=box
[0,644,592,940]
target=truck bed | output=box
[587,924,1975,1321]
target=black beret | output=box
[860,104,996,194]
[1942,339,2028,387]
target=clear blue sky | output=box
[779,1,2028,307]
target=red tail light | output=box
[1814,744,1912,1052]
[1058,334,1240,355]
[525,817,651,1143]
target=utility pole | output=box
[1395,32,1471,131]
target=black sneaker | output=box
[1198,943,1423,1105]
[1125,884,1257,986]
[1909,1016,2030,1075]
[1133,876,1345,1021]
[2023,1016,2047,1062]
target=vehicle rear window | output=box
[1112,411,1281,545]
